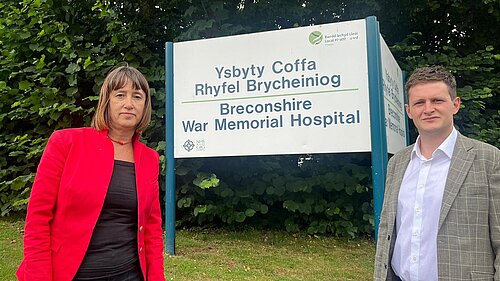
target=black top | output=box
[74,160,139,279]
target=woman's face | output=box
[108,79,146,133]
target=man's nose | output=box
[423,101,434,113]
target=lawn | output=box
[1,215,375,280]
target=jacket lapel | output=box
[387,147,412,226]
[133,137,144,213]
[438,133,475,229]
[132,134,143,174]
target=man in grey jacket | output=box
[374,66,500,281]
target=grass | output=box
[0,214,24,281]
[1,216,375,280]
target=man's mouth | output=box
[422,116,439,121]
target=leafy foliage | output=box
[1,0,498,238]
[175,154,374,237]
[391,35,499,146]
[0,0,165,215]
[378,0,500,146]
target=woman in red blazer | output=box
[17,66,165,281]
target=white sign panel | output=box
[380,35,407,154]
[174,19,371,158]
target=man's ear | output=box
[452,97,461,115]
[405,104,413,119]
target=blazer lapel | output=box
[438,133,475,229]
[132,137,144,210]
[387,147,412,225]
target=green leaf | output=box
[65,87,78,96]
[65,63,81,74]
[8,175,33,191]
[29,44,44,52]
[284,219,299,232]
[283,200,298,212]
[19,81,34,90]
[220,188,233,197]
[254,182,266,195]
[265,186,274,195]
[193,173,219,189]
[35,54,46,69]
[83,57,94,69]
[307,225,317,234]
[49,111,62,121]
[314,204,325,213]
[19,31,31,39]
[345,185,355,195]
[245,208,256,217]
[298,203,312,215]
[274,184,285,196]
[326,207,340,216]
[235,212,246,222]
[175,166,190,176]
[355,184,367,193]
[194,205,207,216]
[177,197,192,208]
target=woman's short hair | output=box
[91,66,152,133]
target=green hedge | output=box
[1,1,498,238]
[173,154,374,238]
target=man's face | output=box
[406,81,460,138]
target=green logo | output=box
[309,31,323,45]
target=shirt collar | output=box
[411,127,458,160]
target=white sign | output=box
[174,19,371,158]
[380,36,407,154]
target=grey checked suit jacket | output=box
[374,133,500,281]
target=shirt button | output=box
[139,226,144,232]
[412,256,417,262]
[139,247,143,253]
[418,184,424,189]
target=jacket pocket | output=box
[470,271,494,281]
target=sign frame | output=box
[165,16,406,254]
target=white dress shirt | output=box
[391,128,458,281]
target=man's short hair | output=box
[405,66,457,99]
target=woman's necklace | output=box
[108,136,132,145]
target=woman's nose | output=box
[123,95,134,108]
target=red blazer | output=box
[17,128,165,281]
